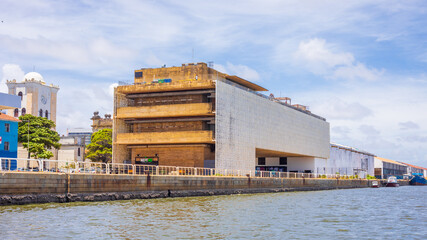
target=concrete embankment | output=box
[0,172,409,205]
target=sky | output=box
[0,0,426,166]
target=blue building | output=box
[0,113,20,158]
[1,92,21,163]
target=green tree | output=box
[18,114,61,159]
[86,128,112,163]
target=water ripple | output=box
[1,186,426,239]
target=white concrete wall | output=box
[58,146,75,161]
[215,80,330,172]
[327,146,374,176]
[287,157,315,172]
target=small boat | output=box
[386,176,399,187]
[371,180,379,188]
[409,173,427,185]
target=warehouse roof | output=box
[375,157,407,166]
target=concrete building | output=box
[6,72,59,124]
[398,162,426,176]
[56,128,92,162]
[374,157,408,179]
[256,143,375,177]
[113,63,330,173]
[91,111,112,132]
[327,143,374,177]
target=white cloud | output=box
[1,64,25,93]
[214,62,260,82]
[310,98,373,121]
[399,121,420,130]
[292,38,384,81]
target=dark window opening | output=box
[45,110,49,119]
[77,147,81,156]
[4,142,10,151]
[258,157,266,165]
[135,72,143,78]
[39,109,43,117]
[14,108,19,117]
[280,157,287,165]
[5,123,10,132]
[22,108,26,115]
[18,92,23,100]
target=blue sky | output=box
[1,0,426,166]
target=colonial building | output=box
[6,72,59,125]
[113,62,330,172]
[91,112,112,132]
[5,72,59,159]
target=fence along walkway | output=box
[0,158,364,179]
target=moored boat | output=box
[386,176,399,187]
[409,173,427,185]
[371,181,379,188]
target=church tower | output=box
[6,72,59,126]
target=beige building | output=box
[6,72,59,124]
[113,63,330,172]
[91,111,112,132]
[6,72,59,159]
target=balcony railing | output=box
[116,130,214,144]
[116,103,214,119]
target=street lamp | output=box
[21,120,30,159]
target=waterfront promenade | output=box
[0,158,408,205]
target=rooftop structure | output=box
[113,62,330,172]
[91,111,112,132]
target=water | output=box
[1,186,426,239]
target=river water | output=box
[1,186,426,239]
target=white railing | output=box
[0,158,365,179]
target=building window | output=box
[39,109,43,117]
[5,123,10,132]
[77,147,81,157]
[280,157,287,165]
[4,142,10,151]
[135,72,143,78]
[258,157,266,165]
[45,110,49,119]
[18,92,23,100]
[22,108,26,115]
[14,108,19,117]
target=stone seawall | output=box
[0,172,409,205]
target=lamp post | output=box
[21,120,31,170]
[22,120,30,159]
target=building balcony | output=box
[116,80,215,94]
[116,131,214,145]
[116,103,214,119]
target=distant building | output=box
[398,162,426,176]
[327,143,375,177]
[374,157,408,179]
[6,72,59,125]
[91,111,112,132]
[113,62,330,173]
[55,128,92,162]
[0,93,21,159]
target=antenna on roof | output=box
[33,65,35,72]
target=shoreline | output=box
[1,186,372,206]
